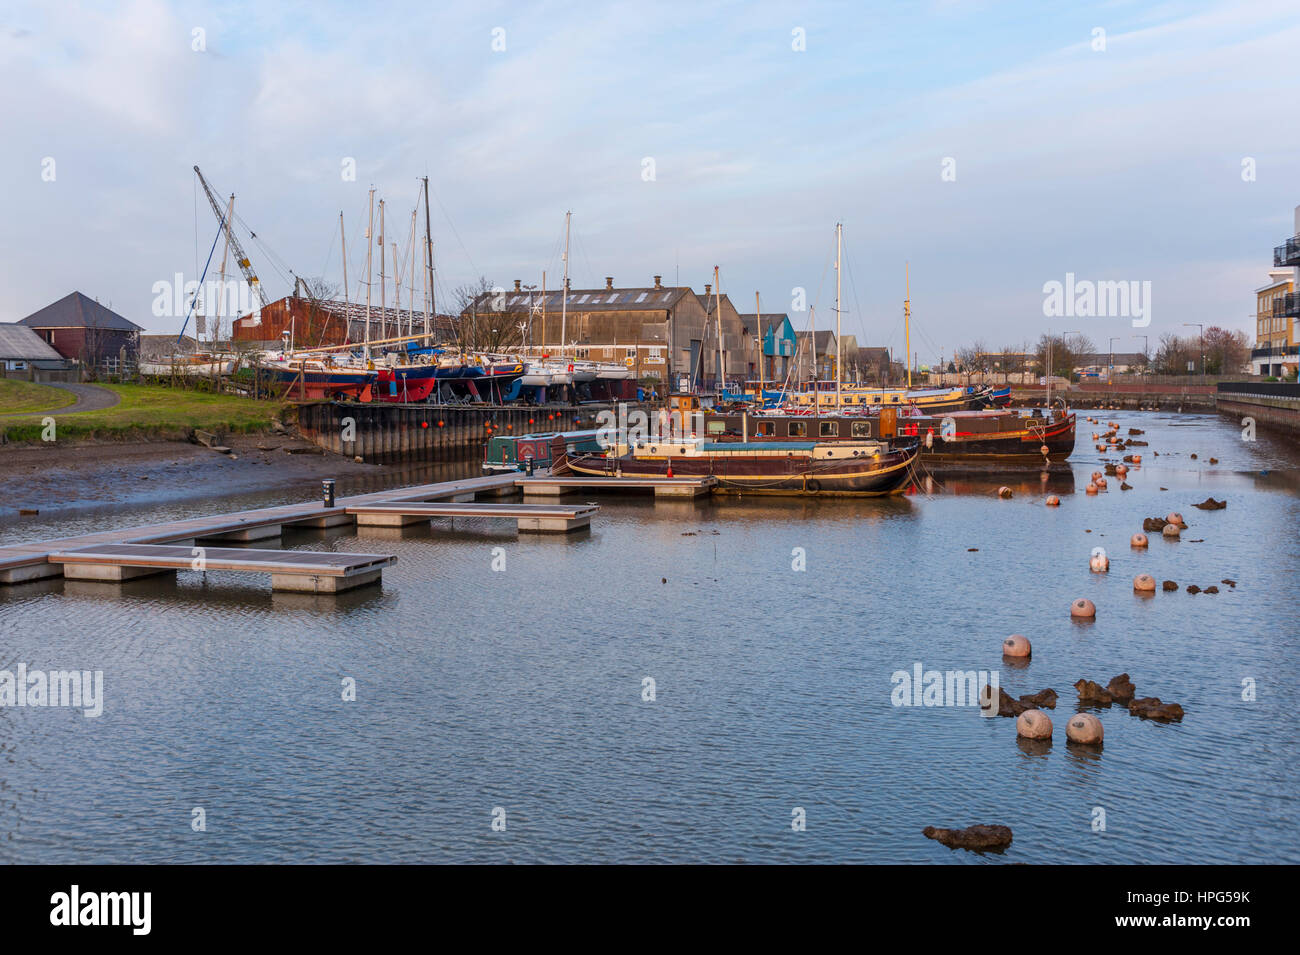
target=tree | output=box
[1202,326,1250,375]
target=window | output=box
[789,421,807,437]
[707,420,726,434]
[648,347,662,358]
[608,293,619,304]
[626,348,636,358]
[820,421,838,437]
[635,292,648,303]
[755,421,774,436]
[852,421,872,437]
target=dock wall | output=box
[295,401,652,464]
[1215,382,1300,435]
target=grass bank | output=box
[0,383,290,443]
[0,379,77,416]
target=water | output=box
[1,412,1297,863]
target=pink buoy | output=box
[1166,511,1184,526]
[1133,573,1156,592]
[1070,598,1096,618]
[997,486,1012,499]
[1095,477,1107,489]
[1089,551,1109,573]
[1115,464,1128,476]
[1045,495,1060,506]
[1085,483,1098,495]
[1130,532,1148,548]
[1066,712,1104,744]
[1162,522,1181,538]
[1016,709,1053,740]
[1002,634,1032,658]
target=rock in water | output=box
[1143,517,1168,532]
[1106,673,1136,704]
[1129,697,1185,722]
[1075,679,1114,705]
[1162,580,1178,591]
[923,824,1013,852]
[1193,497,1226,510]
[1020,687,1059,709]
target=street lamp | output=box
[1183,323,1204,378]
[1109,336,1119,385]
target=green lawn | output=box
[0,383,288,443]
[0,379,77,415]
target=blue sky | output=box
[2,0,1298,360]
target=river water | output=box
[1,411,1297,863]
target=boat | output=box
[703,407,1075,466]
[257,354,377,400]
[566,435,919,495]
[483,428,611,472]
[139,353,237,377]
[782,382,990,414]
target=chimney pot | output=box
[605,276,614,290]
[653,275,662,289]
[514,279,521,292]
[704,284,711,295]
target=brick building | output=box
[17,292,141,367]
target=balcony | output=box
[1251,344,1299,359]
[1272,292,1300,319]
[1274,234,1300,268]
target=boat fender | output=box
[925,428,933,448]
[807,479,821,492]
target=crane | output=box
[193,165,268,311]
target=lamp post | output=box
[1133,332,1154,384]
[1183,323,1204,378]
[1108,336,1119,385]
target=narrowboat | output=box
[565,436,920,495]
[704,407,1075,466]
[483,429,611,472]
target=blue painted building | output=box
[743,313,796,382]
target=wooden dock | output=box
[0,468,718,595]
[49,543,395,593]
[0,472,520,591]
[347,501,598,533]
[518,476,716,498]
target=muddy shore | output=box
[0,435,451,514]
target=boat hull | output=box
[567,443,918,496]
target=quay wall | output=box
[1010,386,1217,411]
[1215,382,1300,435]
[296,401,652,464]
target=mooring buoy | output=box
[1133,573,1156,592]
[1066,713,1104,744]
[1016,709,1053,739]
[1070,598,1096,618]
[1002,634,1032,658]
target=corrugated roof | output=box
[0,323,64,360]
[18,291,142,331]
[740,313,793,335]
[469,286,692,314]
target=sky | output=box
[2,0,1299,363]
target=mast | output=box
[835,222,842,410]
[809,305,817,392]
[561,211,570,355]
[408,210,417,338]
[904,262,912,388]
[339,211,349,307]
[541,271,547,353]
[379,199,386,339]
[365,188,374,358]
[755,291,765,404]
[214,194,234,349]
[422,176,434,345]
[714,265,725,391]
